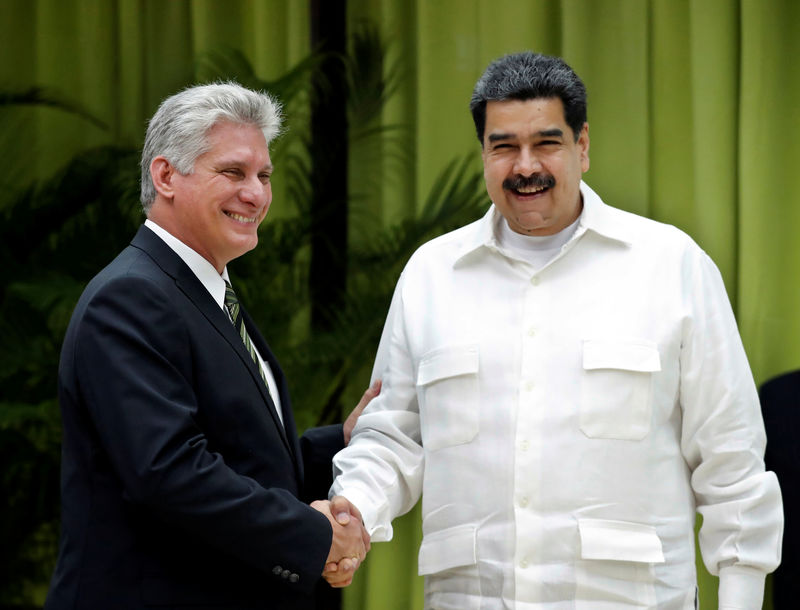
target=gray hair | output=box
[140,81,282,212]
[470,52,587,144]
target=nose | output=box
[239,174,270,207]
[513,147,542,177]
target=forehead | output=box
[484,97,569,137]
[204,121,270,161]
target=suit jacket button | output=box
[272,566,283,576]
[289,573,300,583]
[281,569,291,579]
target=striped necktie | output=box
[224,281,270,391]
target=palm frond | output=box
[351,155,486,272]
[197,46,322,110]
[0,86,108,130]
[345,21,405,129]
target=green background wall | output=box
[1,1,797,608]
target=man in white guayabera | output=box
[329,51,783,609]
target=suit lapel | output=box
[129,226,296,460]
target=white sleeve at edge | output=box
[330,275,424,542]
[678,248,783,606]
[718,565,766,610]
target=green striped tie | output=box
[224,281,270,392]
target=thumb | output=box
[330,495,351,525]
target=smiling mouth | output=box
[503,174,556,197]
[224,211,258,224]
[515,184,548,195]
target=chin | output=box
[224,240,257,262]
[515,215,548,230]
[244,236,260,253]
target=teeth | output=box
[225,212,257,223]
[517,185,546,194]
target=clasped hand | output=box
[311,496,370,587]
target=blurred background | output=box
[0,1,798,608]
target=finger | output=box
[310,499,330,513]
[324,573,352,588]
[329,495,352,525]
[353,380,382,412]
[329,577,353,588]
[360,379,382,405]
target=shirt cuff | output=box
[718,565,766,609]
[330,486,393,542]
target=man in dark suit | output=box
[45,82,374,609]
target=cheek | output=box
[551,160,573,183]
[484,175,502,200]
[261,185,272,215]
[484,163,506,189]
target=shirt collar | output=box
[144,219,230,309]
[577,181,634,245]
[454,180,632,267]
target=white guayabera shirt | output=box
[331,182,783,610]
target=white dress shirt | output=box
[144,219,283,424]
[331,182,782,609]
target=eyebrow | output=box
[538,129,564,138]
[487,128,565,143]
[216,159,274,173]
[487,133,514,143]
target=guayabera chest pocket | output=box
[579,339,661,440]
[416,344,480,452]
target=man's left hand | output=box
[343,380,381,445]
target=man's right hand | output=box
[311,497,370,587]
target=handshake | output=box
[311,496,370,587]
[309,380,380,587]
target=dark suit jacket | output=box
[45,226,343,609]
[761,370,800,607]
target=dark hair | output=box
[470,51,587,143]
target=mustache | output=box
[503,174,556,191]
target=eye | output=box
[221,168,244,178]
[258,172,271,184]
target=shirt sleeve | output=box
[678,247,783,607]
[330,274,424,541]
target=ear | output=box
[578,122,590,173]
[150,156,178,200]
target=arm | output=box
[678,250,783,609]
[304,383,381,587]
[344,380,382,445]
[330,277,425,542]
[299,381,382,502]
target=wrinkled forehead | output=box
[200,120,273,169]
[483,98,571,138]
